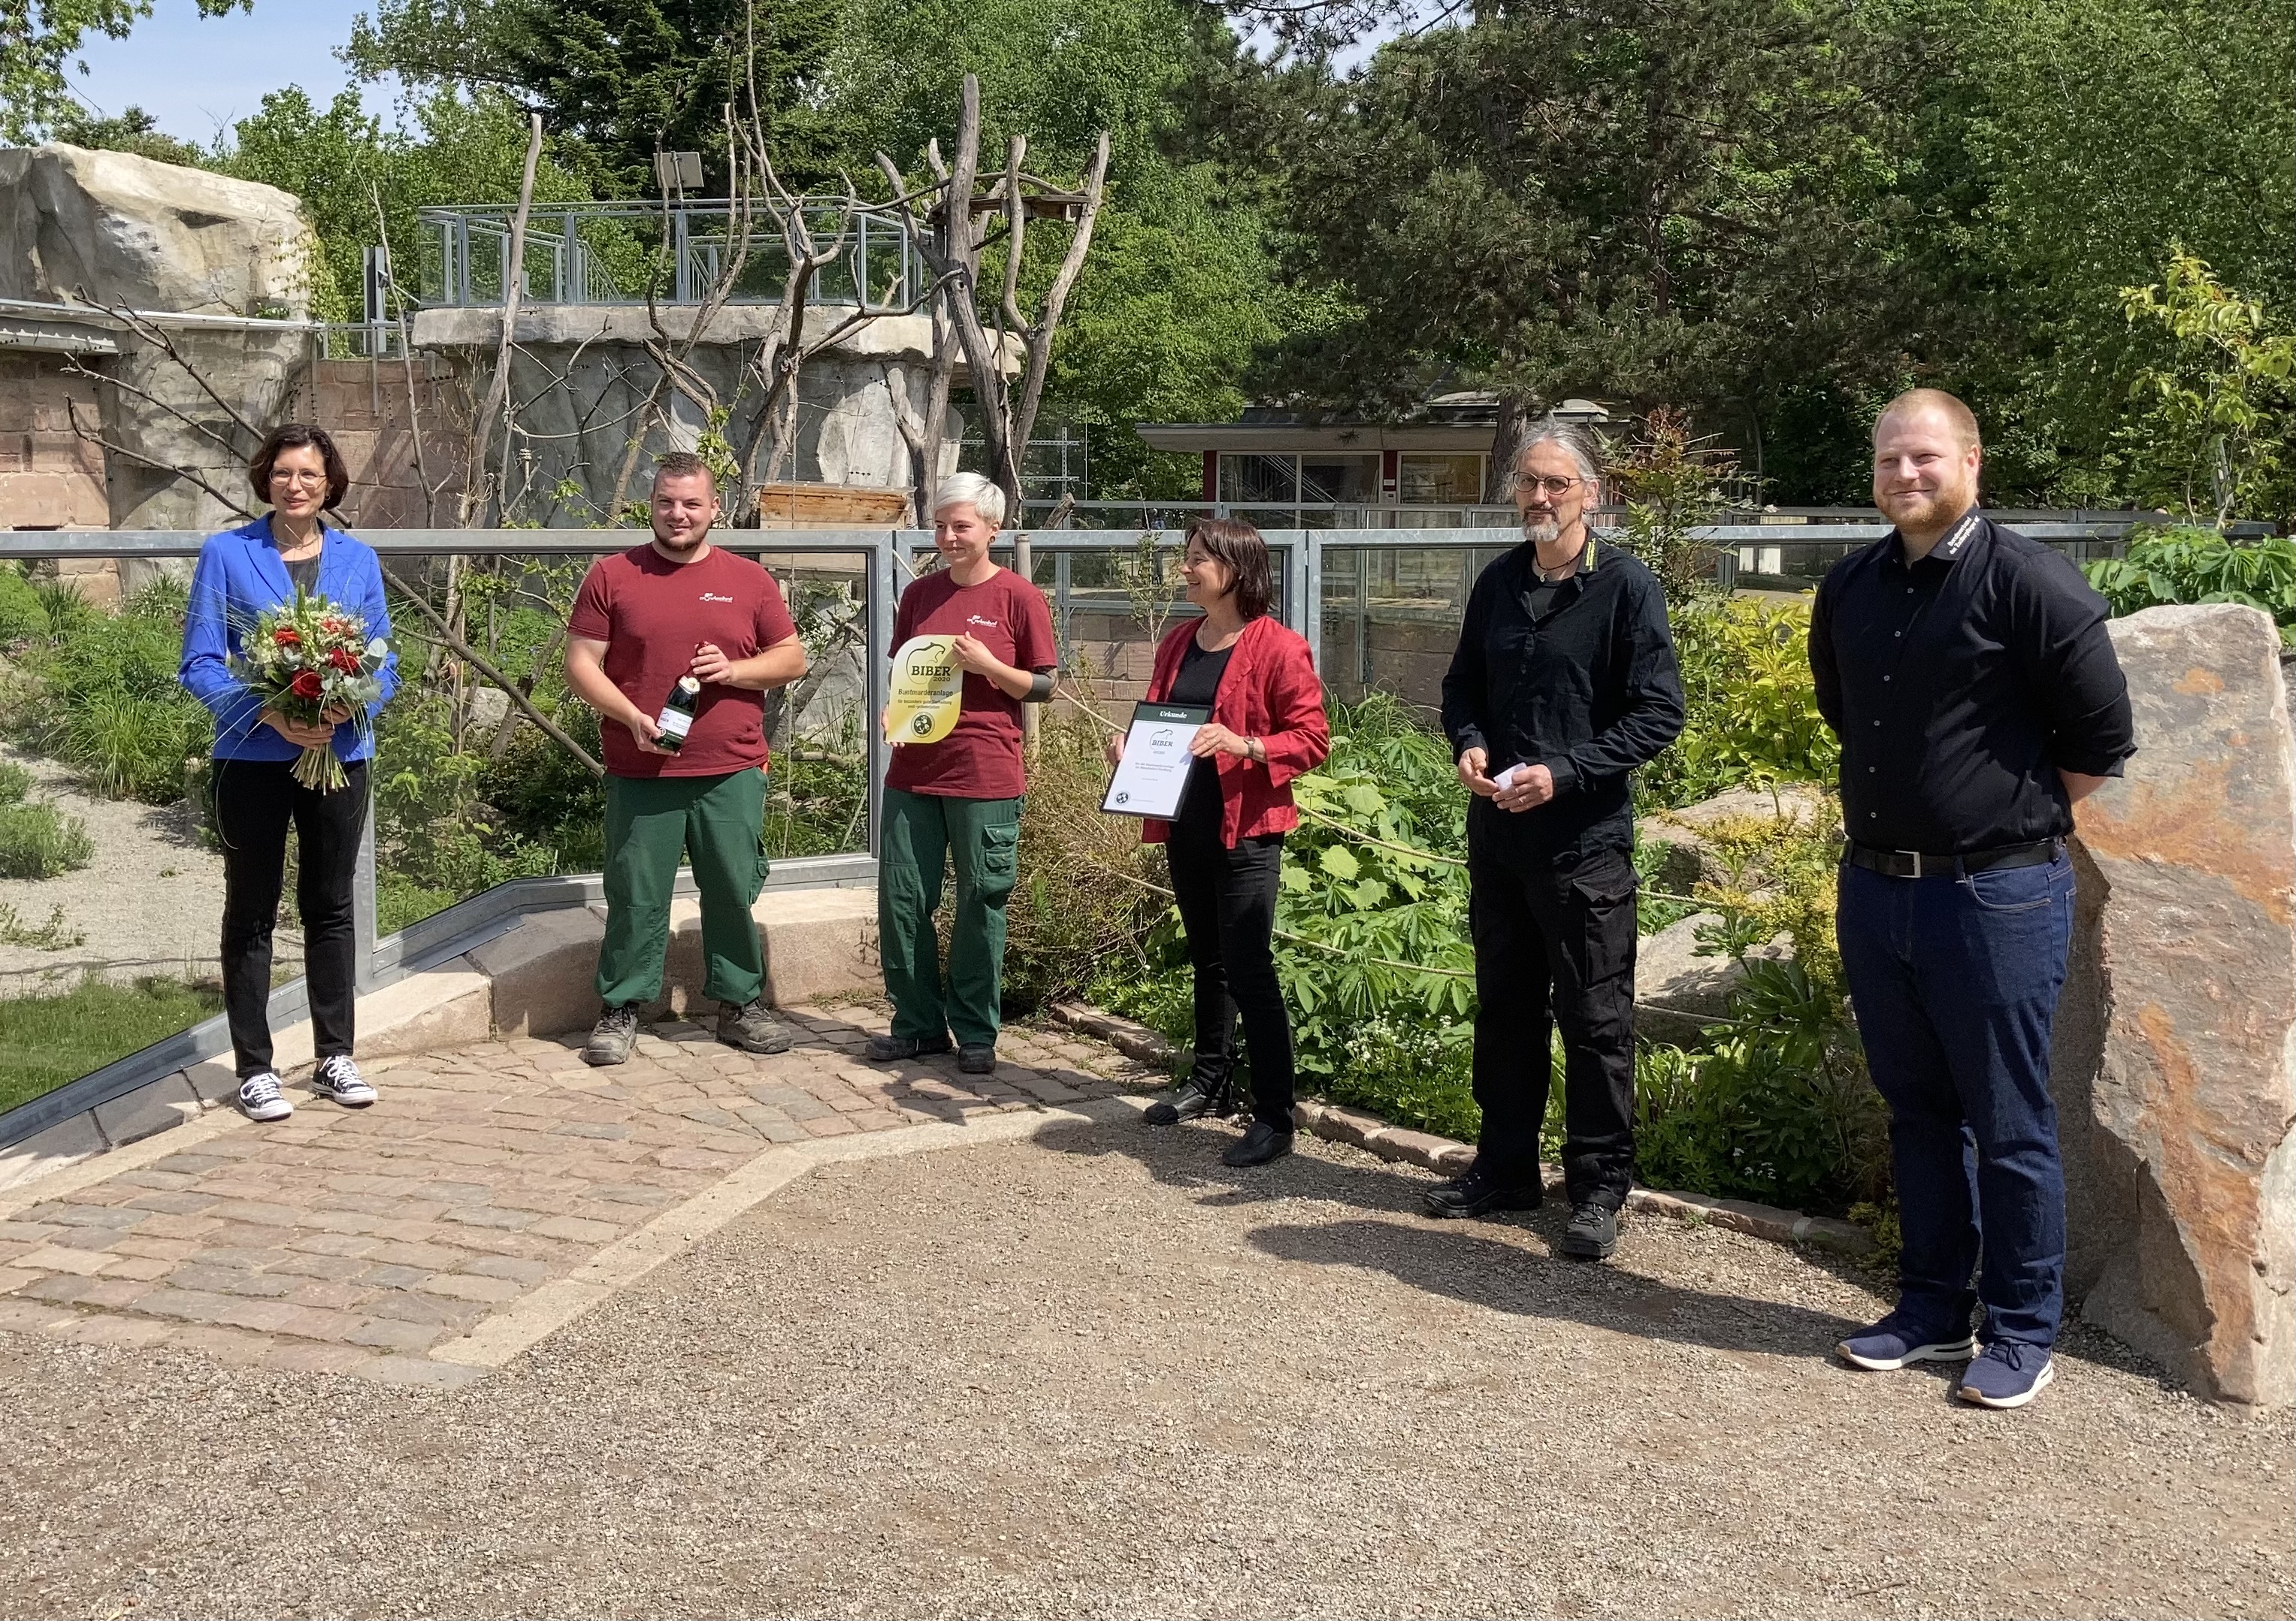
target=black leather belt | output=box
[1846,839,2062,879]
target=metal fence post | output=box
[354,780,379,993]
[865,531,898,862]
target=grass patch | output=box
[0,975,222,1116]
[0,800,94,879]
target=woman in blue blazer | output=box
[179,424,399,1123]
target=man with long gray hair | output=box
[1436,419,1685,1258]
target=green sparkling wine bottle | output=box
[655,674,700,753]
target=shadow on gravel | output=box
[1030,1112,1883,1365]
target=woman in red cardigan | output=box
[1109,519,1330,1166]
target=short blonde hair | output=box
[1875,388,1981,450]
[933,471,1006,528]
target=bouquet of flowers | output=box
[228,589,391,791]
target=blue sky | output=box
[65,2,396,145]
[65,2,1394,149]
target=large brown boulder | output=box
[2055,602,2296,1406]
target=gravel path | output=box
[0,741,300,992]
[2,1116,2287,1619]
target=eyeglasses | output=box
[1516,475,1587,497]
[271,469,328,485]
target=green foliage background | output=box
[19,0,2289,516]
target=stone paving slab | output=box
[0,1006,1151,1384]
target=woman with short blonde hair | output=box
[869,474,1055,1073]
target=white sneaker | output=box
[237,1071,294,1122]
[311,1054,377,1108]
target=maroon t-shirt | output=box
[567,543,799,779]
[885,567,1056,800]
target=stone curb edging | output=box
[0,888,884,1198]
[1045,1000,1874,1257]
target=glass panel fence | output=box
[373,545,873,936]
[0,522,2155,1119]
[0,539,877,1120]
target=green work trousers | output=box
[596,767,769,1010]
[878,785,1021,1048]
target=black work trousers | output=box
[1466,800,1638,1208]
[1166,821,1296,1130]
[214,756,368,1078]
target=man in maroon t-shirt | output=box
[564,452,807,1065]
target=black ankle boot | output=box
[1222,1119,1294,1167]
[1144,1072,1230,1127]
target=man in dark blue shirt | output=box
[1437,420,1686,1259]
[1812,388,2134,1410]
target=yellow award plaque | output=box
[885,634,963,745]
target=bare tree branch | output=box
[65,398,256,520]
[58,354,250,464]
[70,298,268,446]
[380,564,605,776]
[1010,130,1110,464]
[468,110,545,525]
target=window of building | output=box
[1397,452,1485,504]
[1298,454,1378,505]
[1218,452,1297,506]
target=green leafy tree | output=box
[827,0,1317,497]
[1230,0,1935,500]
[1905,0,2294,504]
[2113,251,2295,525]
[45,103,207,165]
[0,0,247,142]
[219,84,592,321]
[344,0,850,189]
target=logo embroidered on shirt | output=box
[966,614,1000,630]
[1937,515,1981,560]
[700,592,735,603]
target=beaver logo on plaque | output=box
[884,635,962,745]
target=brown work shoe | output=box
[718,999,794,1054]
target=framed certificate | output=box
[1101,701,1212,818]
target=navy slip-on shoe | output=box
[1956,1341,2055,1408]
[1838,1312,1978,1371]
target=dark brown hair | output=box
[249,423,349,513]
[653,450,718,491]
[1185,518,1275,619]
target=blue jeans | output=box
[1836,853,2076,1347]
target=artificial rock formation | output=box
[2056,602,2296,1406]
[0,142,314,316]
[0,144,316,539]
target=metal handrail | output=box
[412,198,921,312]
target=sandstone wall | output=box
[2056,602,2296,1407]
[305,355,469,531]
[0,353,105,529]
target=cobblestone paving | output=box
[0,1006,1148,1382]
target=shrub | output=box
[9,578,210,803]
[1641,597,1838,809]
[2084,526,2295,643]
[0,799,94,879]
[0,762,32,804]
[1006,715,1170,1009]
